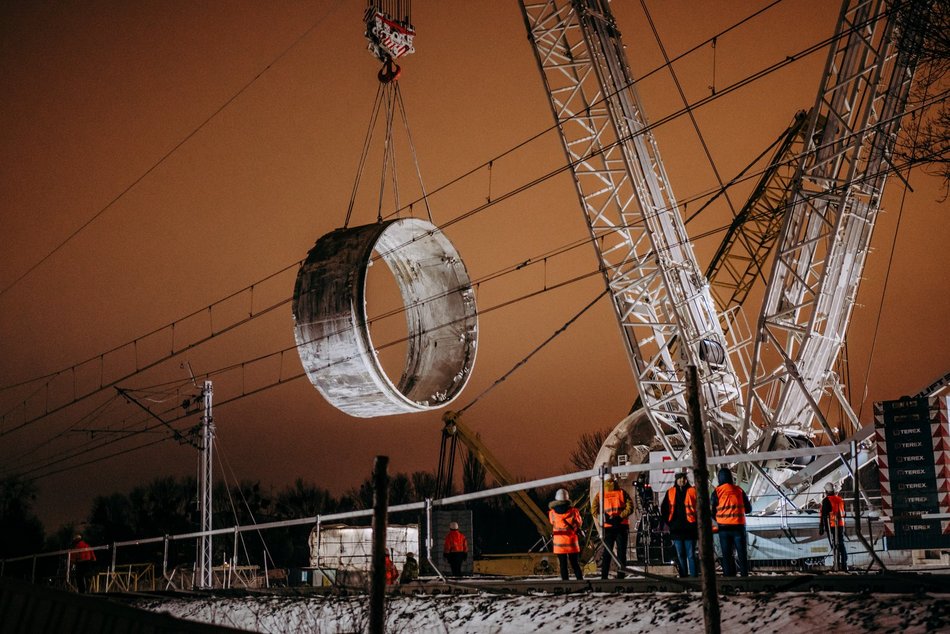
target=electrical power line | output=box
[6,2,939,482]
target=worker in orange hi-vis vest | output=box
[384,550,399,585]
[443,521,468,577]
[70,534,97,593]
[548,488,584,581]
[591,474,633,579]
[710,467,752,577]
[820,482,848,572]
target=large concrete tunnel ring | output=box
[292,218,478,418]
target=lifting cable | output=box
[455,288,610,416]
[345,0,429,227]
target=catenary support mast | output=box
[197,380,214,589]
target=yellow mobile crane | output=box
[436,411,551,542]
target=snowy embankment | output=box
[134,590,949,633]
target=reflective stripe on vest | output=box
[666,486,697,524]
[828,495,846,527]
[604,489,630,525]
[714,483,746,525]
[549,507,581,554]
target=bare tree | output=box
[895,0,950,194]
[569,428,610,471]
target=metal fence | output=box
[1,441,877,591]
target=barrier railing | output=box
[1,441,874,590]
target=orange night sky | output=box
[1,0,947,532]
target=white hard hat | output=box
[449,521,459,530]
[824,482,835,494]
[555,488,569,502]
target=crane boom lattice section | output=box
[519,0,746,455]
[747,0,930,447]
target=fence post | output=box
[369,455,390,634]
[162,535,169,583]
[687,365,720,634]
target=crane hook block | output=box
[378,58,402,84]
[364,8,415,62]
[293,219,478,418]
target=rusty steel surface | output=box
[293,218,477,417]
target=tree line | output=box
[1,430,607,572]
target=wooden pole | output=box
[687,365,720,634]
[369,456,390,634]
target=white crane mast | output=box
[746,0,930,462]
[518,0,747,456]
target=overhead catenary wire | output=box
[639,0,741,222]
[7,266,606,481]
[0,0,874,401]
[4,82,944,450]
[15,129,945,483]
[0,0,786,309]
[4,93,944,449]
[3,3,944,478]
[0,2,346,302]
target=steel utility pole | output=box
[197,380,214,590]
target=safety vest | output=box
[666,486,697,524]
[72,542,96,563]
[604,488,630,525]
[443,529,468,554]
[385,556,398,585]
[827,494,846,527]
[714,483,747,525]
[549,507,581,554]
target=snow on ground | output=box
[133,590,950,633]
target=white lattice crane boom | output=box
[518,0,748,458]
[746,0,930,472]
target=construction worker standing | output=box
[820,482,848,571]
[591,474,633,579]
[548,488,584,581]
[443,521,468,577]
[710,467,752,577]
[399,552,420,584]
[70,534,96,593]
[384,550,399,585]
[661,471,698,577]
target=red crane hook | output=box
[378,57,402,84]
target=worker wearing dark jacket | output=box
[591,475,633,579]
[548,488,584,580]
[819,482,848,571]
[661,471,698,577]
[710,467,752,577]
[399,552,420,584]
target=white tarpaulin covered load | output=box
[308,524,419,572]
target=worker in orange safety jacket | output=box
[548,488,584,580]
[70,534,97,593]
[385,550,399,585]
[710,467,752,577]
[820,482,848,571]
[443,521,468,577]
[591,474,633,579]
